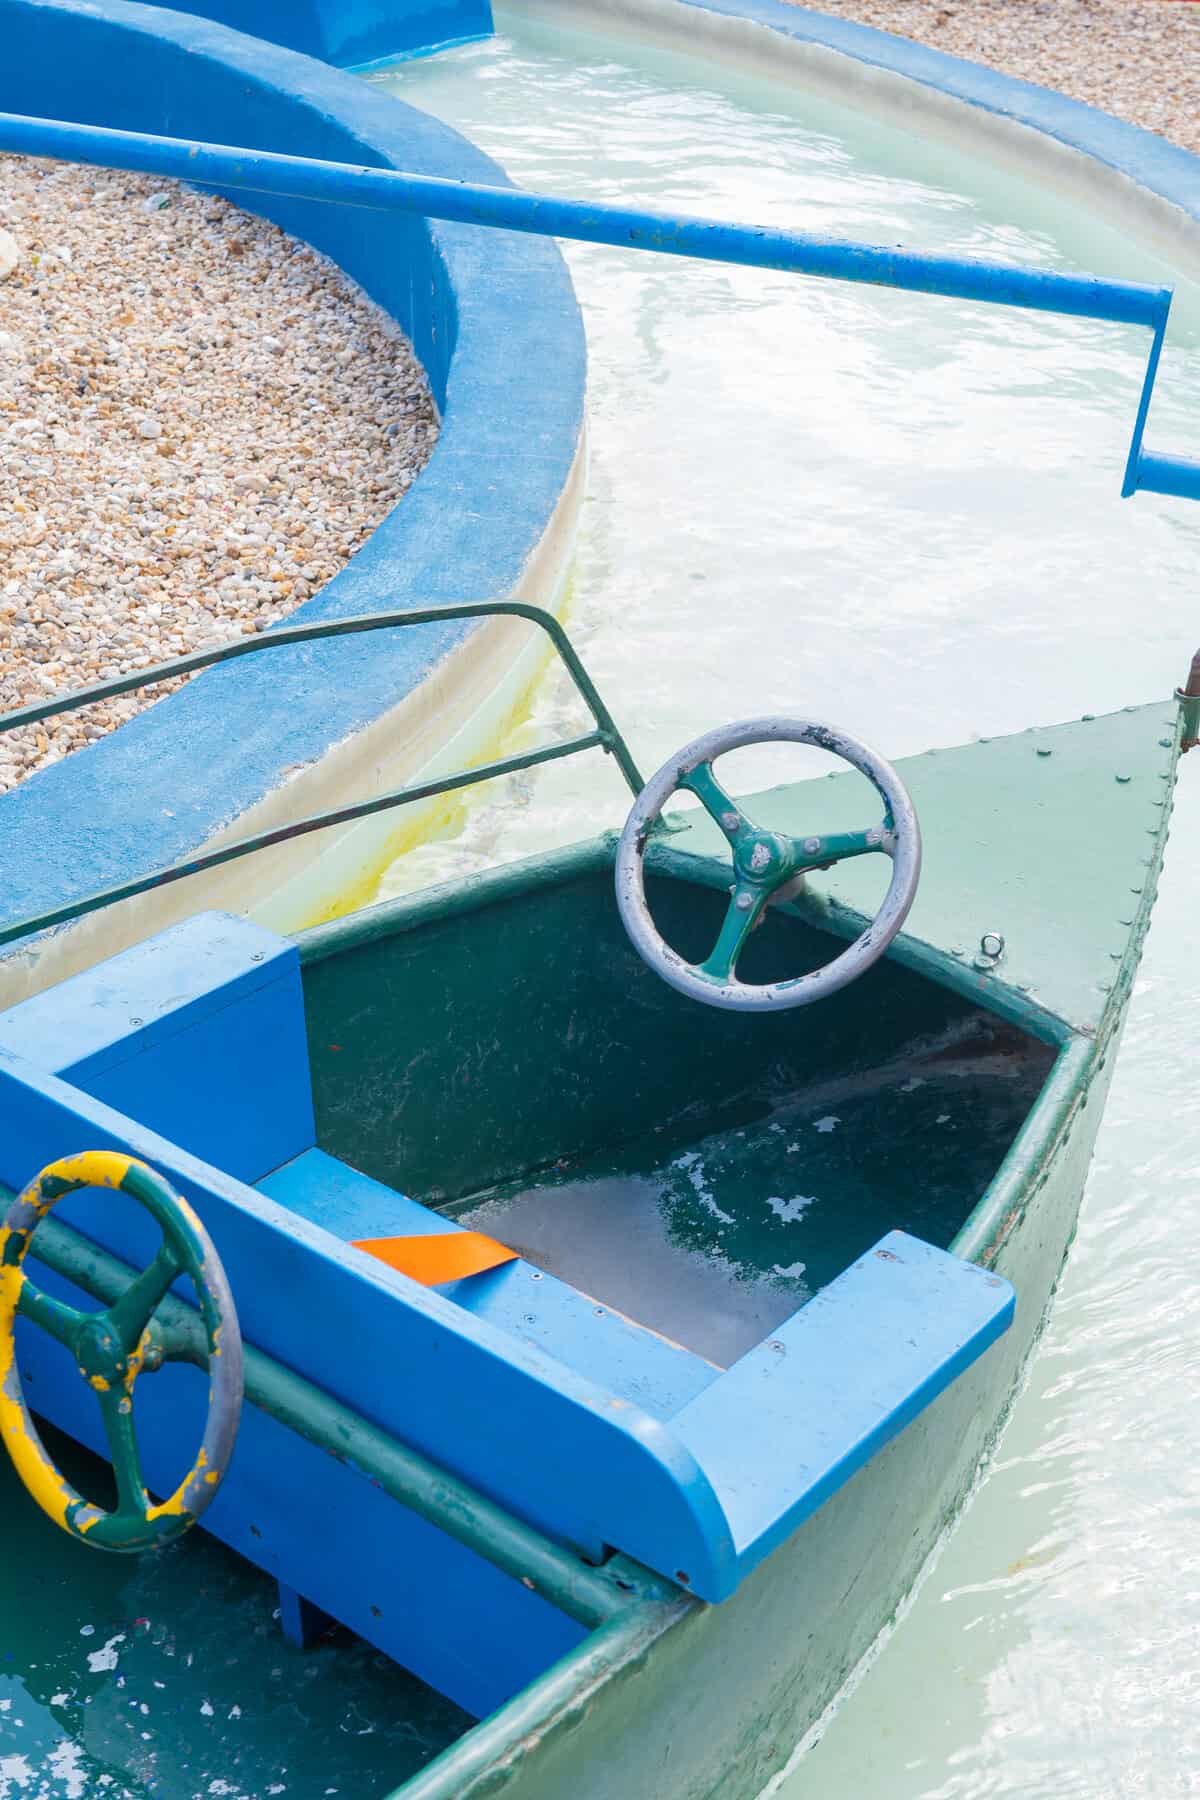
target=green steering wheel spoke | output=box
[103,1239,183,1356]
[698,882,770,982]
[680,761,755,841]
[791,824,891,874]
[96,1383,149,1522]
[16,1280,89,1354]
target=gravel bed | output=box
[782,0,1200,155]
[0,157,438,792]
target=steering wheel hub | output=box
[734,830,794,884]
[75,1316,128,1386]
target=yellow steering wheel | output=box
[0,1151,243,1550]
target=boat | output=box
[2,109,1200,1800]
[1,592,1197,1795]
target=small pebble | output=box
[782,0,1200,156]
[0,155,438,791]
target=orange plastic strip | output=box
[353,1230,517,1287]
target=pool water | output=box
[371,10,1200,1799]
[5,7,1200,1797]
[374,1,1200,896]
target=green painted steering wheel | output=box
[0,1151,243,1551]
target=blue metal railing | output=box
[0,111,1196,502]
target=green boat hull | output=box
[362,697,1177,1797]
[0,691,1186,1799]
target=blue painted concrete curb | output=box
[140,0,493,68]
[672,0,1200,230]
[0,0,585,950]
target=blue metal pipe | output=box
[0,112,1172,328]
[1135,453,1200,502]
[0,110,1195,501]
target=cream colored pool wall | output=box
[510,0,1200,280]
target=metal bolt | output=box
[803,837,821,855]
[735,892,753,911]
[1036,747,1052,758]
[130,1017,143,1027]
[250,951,265,963]
[979,932,1005,960]
[720,811,740,833]
[1115,774,1131,784]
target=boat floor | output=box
[0,1425,470,1798]
[455,1027,1053,1368]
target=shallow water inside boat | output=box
[457,1032,1050,1367]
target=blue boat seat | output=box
[258,1147,718,1419]
[0,910,315,1183]
[670,1228,1014,1578]
[0,911,718,1420]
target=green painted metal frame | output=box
[0,604,644,950]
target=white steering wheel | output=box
[614,717,921,1012]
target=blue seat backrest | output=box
[0,912,315,1182]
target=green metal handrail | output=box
[10,1196,678,1630]
[0,602,644,949]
